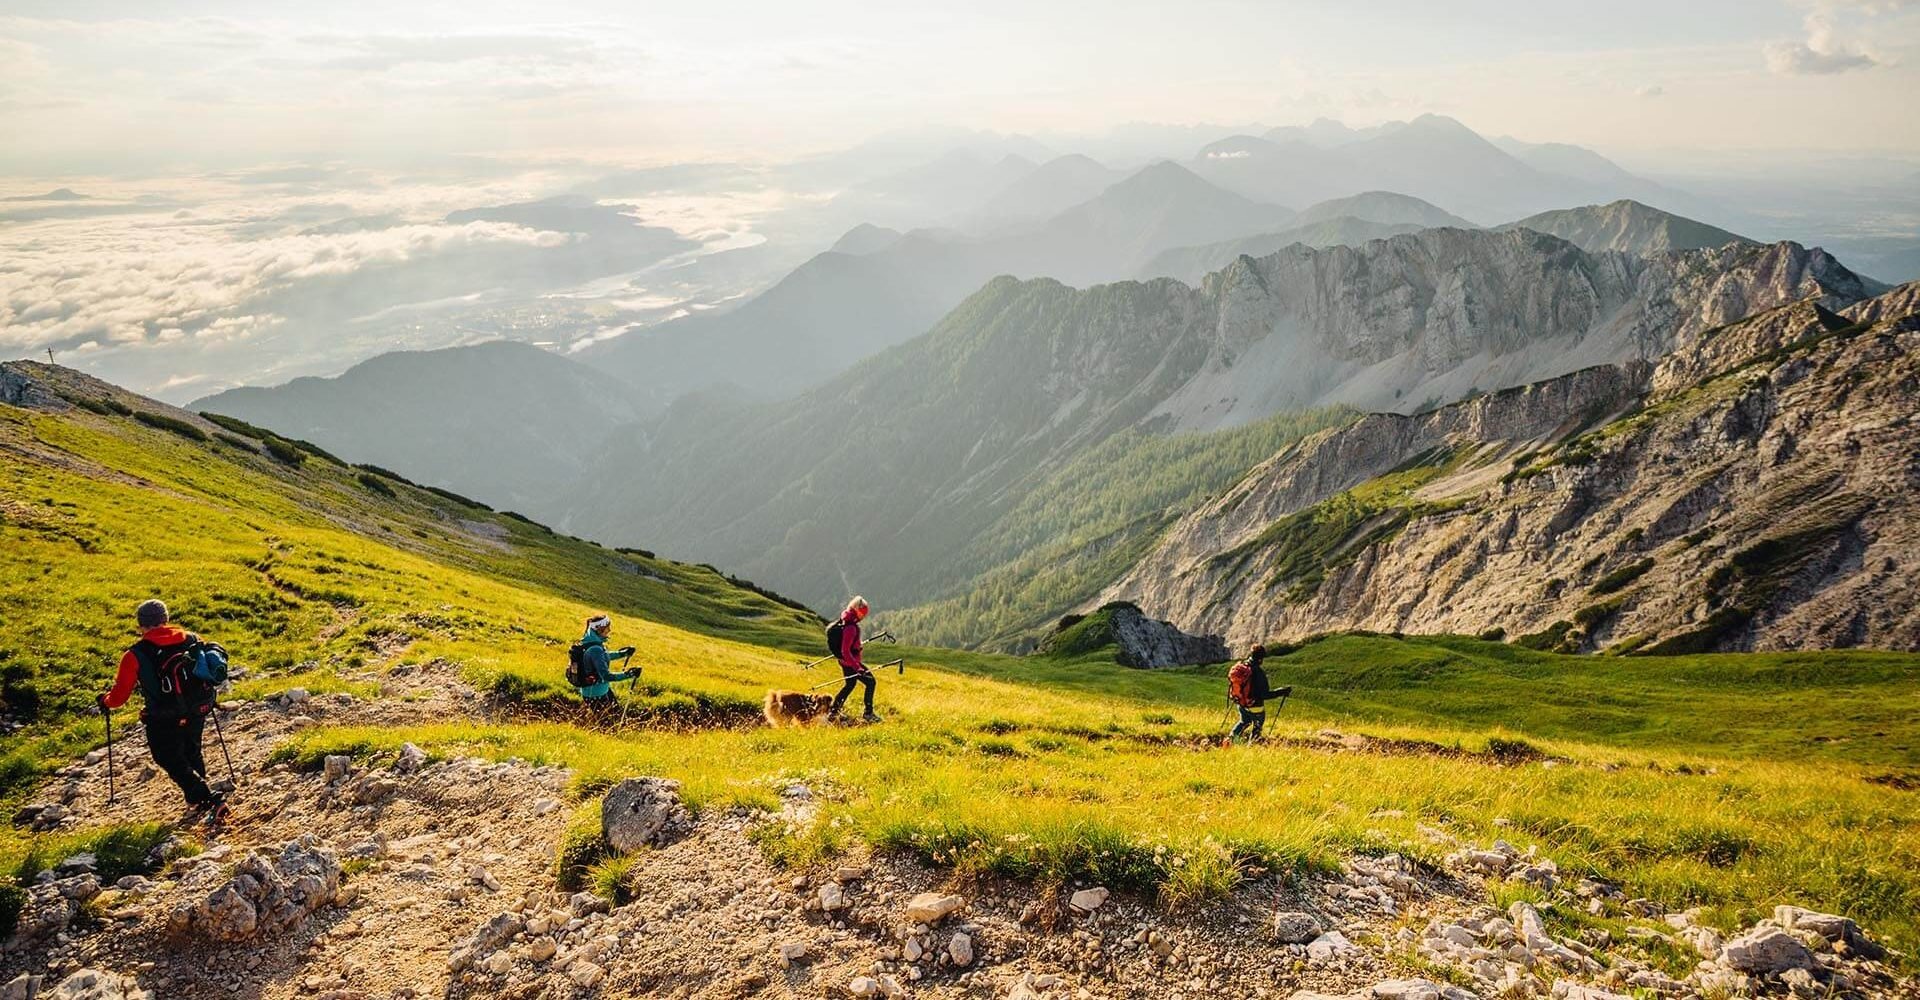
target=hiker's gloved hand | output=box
[95,694,108,715]
[617,646,635,658]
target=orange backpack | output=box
[1227,659,1255,707]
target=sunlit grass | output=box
[6,390,1920,963]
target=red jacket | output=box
[835,615,864,672]
[103,625,192,716]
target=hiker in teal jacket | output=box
[576,614,638,707]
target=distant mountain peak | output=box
[1106,160,1218,197]
[830,223,905,255]
[1500,200,1753,256]
[1292,191,1477,229]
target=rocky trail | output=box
[4,661,1912,1000]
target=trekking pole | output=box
[801,630,895,669]
[808,658,904,690]
[209,706,238,789]
[101,701,116,806]
[617,658,641,729]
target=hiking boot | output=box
[206,801,233,826]
[861,712,883,724]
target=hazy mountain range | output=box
[580,160,1293,401]
[187,113,1907,654]
[197,341,638,509]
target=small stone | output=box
[530,938,557,962]
[903,892,963,923]
[482,951,513,975]
[323,755,352,782]
[818,882,848,911]
[949,931,974,967]
[779,941,809,964]
[849,976,882,997]
[1308,931,1356,963]
[1273,911,1322,944]
[568,961,605,987]
[394,743,428,773]
[1069,887,1109,913]
[1721,926,1817,974]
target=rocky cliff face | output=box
[1154,233,1869,430]
[566,229,1872,618]
[1102,284,1920,653]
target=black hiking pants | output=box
[831,666,875,715]
[147,713,217,806]
[1230,705,1267,742]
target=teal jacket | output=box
[577,630,637,698]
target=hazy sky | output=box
[4,0,1919,174]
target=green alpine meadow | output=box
[2,357,1916,998]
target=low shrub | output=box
[353,464,416,486]
[132,411,209,442]
[1590,558,1655,595]
[355,473,396,499]
[261,437,305,466]
[423,485,489,510]
[198,412,273,440]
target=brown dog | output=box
[763,690,836,727]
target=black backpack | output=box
[565,643,596,688]
[824,620,847,659]
[132,634,226,720]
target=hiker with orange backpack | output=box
[1226,644,1290,744]
[96,600,234,822]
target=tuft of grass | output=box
[587,852,645,905]
[1,821,175,935]
[554,800,606,892]
[1157,839,1246,911]
[749,813,850,870]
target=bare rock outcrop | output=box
[166,835,343,942]
[601,777,691,853]
[1102,282,1920,652]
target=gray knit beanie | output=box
[136,599,169,629]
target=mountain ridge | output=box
[560,230,1873,619]
[1500,199,1754,255]
[1098,285,1920,652]
[193,340,638,510]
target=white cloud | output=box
[0,215,568,353]
[1635,84,1666,98]
[1765,3,1904,74]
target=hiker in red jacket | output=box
[97,600,231,821]
[1227,644,1289,744]
[827,596,881,723]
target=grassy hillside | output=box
[287,632,1920,953]
[0,363,818,799]
[5,362,1919,959]
[891,406,1356,649]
